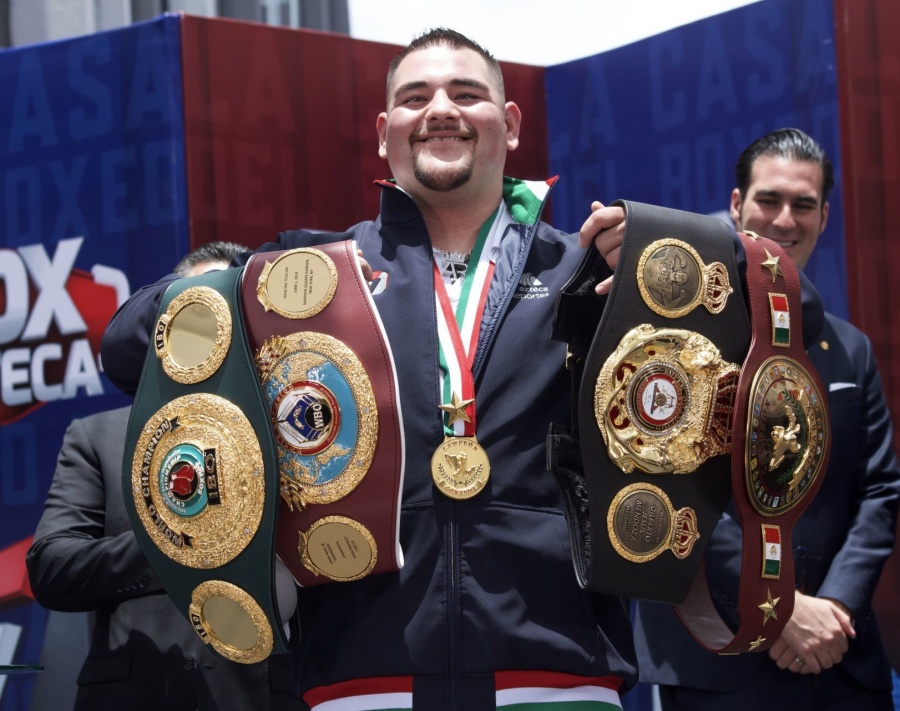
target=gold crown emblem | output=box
[255,335,289,383]
[671,507,700,559]
[704,262,733,314]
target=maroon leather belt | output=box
[241,241,404,587]
[674,231,830,653]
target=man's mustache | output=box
[411,125,478,141]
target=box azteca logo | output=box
[0,237,129,425]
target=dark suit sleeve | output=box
[816,329,900,623]
[25,416,162,612]
[100,273,179,395]
[100,229,345,395]
[797,269,824,349]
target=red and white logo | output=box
[0,236,129,424]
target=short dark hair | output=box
[173,241,247,276]
[735,128,834,205]
[386,27,505,104]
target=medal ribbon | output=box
[435,205,507,437]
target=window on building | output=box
[260,0,298,28]
[131,0,166,22]
[0,0,11,47]
[217,0,347,33]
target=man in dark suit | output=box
[633,129,900,710]
[26,242,302,711]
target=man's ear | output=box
[729,187,743,226]
[376,112,388,160]
[819,200,830,235]
[505,102,522,152]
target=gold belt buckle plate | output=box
[595,324,739,474]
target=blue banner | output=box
[0,15,187,710]
[546,0,846,318]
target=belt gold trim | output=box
[241,242,405,588]
[124,267,288,663]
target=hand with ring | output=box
[768,592,854,674]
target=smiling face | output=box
[376,44,520,206]
[730,155,829,270]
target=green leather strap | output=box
[123,266,290,662]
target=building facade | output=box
[0,0,348,49]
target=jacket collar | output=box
[374,176,559,227]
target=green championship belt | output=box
[123,266,290,663]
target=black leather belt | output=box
[551,199,749,603]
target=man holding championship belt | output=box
[553,190,831,661]
[102,31,826,710]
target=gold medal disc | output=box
[155,286,232,384]
[431,437,490,500]
[297,516,378,582]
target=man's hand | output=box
[579,201,626,295]
[768,592,855,674]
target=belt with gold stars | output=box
[673,231,830,654]
[550,201,831,656]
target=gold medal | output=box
[430,210,504,501]
[431,436,490,500]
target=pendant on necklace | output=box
[437,250,471,284]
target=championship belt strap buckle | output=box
[595,324,739,475]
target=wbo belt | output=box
[549,201,829,653]
[240,241,405,588]
[124,266,289,664]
